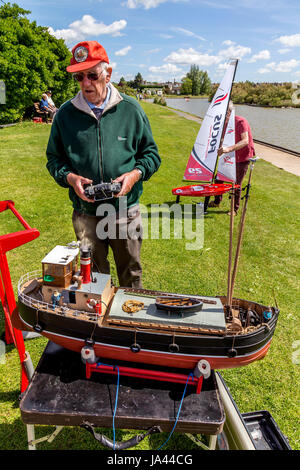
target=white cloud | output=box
[164,48,221,66]
[48,16,127,44]
[171,27,206,41]
[275,34,300,47]
[248,50,270,63]
[124,0,167,9]
[218,44,251,60]
[149,63,183,73]
[222,40,235,46]
[257,68,270,74]
[115,46,132,56]
[48,26,79,44]
[161,41,251,74]
[258,59,300,73]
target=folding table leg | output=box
[208,434,217,450]
[27,425,36,450]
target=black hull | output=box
[17,294,279,370]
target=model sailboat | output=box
[172,59,239,202]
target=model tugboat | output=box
[17,241,279,372]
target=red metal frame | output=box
[86,362,203,394]
[0,200,40,392]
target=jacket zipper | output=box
[97,118,104,183]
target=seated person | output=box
[39,93,55,119]
[46,90,58,112]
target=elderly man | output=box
[208,101,255,215]
[46,41,161,287]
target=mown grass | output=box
[0,102,299,450]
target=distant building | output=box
[142,79,182,95]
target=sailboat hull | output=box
[172,183,239,198]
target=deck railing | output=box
[17,271,90,318]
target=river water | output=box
[166,98,300,154]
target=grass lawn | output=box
[0,102,299,450]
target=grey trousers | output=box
[72,205,143,288]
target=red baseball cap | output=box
[66,41,109,73]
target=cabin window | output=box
[44,264,64,277]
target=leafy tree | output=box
[185,65,212,96]
[208,81,296,107]
[187,65,201,95]
[132,72,143,89]
[118,76,126,87]
[0,2,78,124]
[199,70,212,95]
[180,77,192,95]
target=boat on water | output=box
[16,242,279,372]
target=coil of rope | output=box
[122,300,144,314]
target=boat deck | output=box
[107,289,226,334]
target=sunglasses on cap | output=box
[73,70,104,82]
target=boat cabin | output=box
[40,244,113,314]
[42,245,79,288]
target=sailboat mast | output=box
[212,59,238,182]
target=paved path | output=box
[167,107,299,177]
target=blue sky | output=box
[16,0,300,84]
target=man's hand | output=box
[113,169,141,197]
[66,173,94,202]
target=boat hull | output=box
[16,294,278,371]
[172,183,239,198]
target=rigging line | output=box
[89,320,98,342]
[157,372,194,450]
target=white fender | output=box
[193,359,211,379]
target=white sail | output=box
[216,108,236,182]
[183,59,238,182]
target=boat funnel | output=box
[80,246,92,284]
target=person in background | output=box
[39,93,55,120]
[208,101,255,215]
[46,90,58,113]
[46,41,161,288]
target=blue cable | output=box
[95,362,194,451]
[157,372,195,450]
[96,362,120,450]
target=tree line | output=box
[209,80,299,108]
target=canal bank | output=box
[166,107,300,178]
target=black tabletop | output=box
[20,341,225,435]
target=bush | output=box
[153,96,166,106]
[0,2,78,124]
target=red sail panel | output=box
[183,153,213,182]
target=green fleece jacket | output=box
[46,84,161,215]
